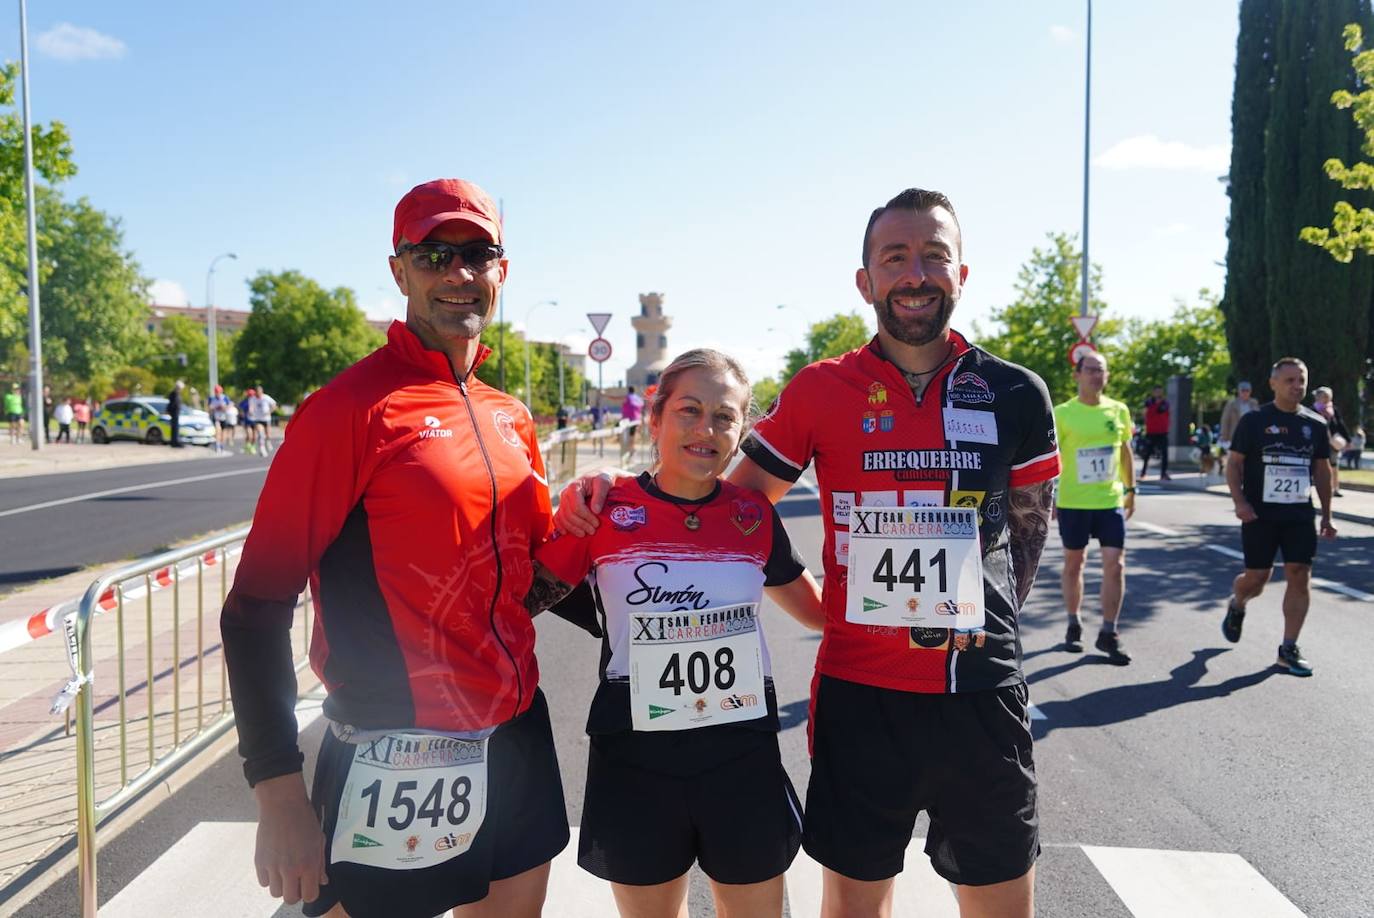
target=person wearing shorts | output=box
[530,348,824,918]
[1222,357,1337,677]
[221,179,568,917]
[1053,351,1136,664]
[5,383,24,444]
[558,188,1059,917]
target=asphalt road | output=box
[14,480,1374,917]
[0,450,269,595]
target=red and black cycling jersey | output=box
[221,321,551,786]
[535,473,805,734]
[740,331,1059,695]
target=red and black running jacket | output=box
[221,321,552,786]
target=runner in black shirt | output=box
[1221,358,1337,676]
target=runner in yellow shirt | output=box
[1053,351,1136,664]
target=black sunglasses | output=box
[397,240,504,273]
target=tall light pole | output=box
[523,299,558,411]
[206,252,237,393]
[1080,0,1093,318]
[19,0,43,451]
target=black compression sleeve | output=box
[221,589,305,786]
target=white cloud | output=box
[149,279,189,306]
[1095,134,1229,171]
[36,23,126,61]
[1049,25,1076,44]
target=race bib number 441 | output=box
[330,732,488,870]
[846,507,985,630]
[629,603,766,732]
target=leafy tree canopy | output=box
[973,232,1120,404]
[1105,291,1232,420]
[232,270,385,404]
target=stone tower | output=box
[627,292,672,388]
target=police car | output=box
[90,397,214,446]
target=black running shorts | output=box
[304,690,569,918]
[1241,518,1317,568]
[804,676,1038,887]
[578,727,803,886]
[1057,507,1126,550]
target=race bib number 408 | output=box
[628,603,766,732]
[330,732,488,870]
[846,507,985,630]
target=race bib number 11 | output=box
[846,507,985,630]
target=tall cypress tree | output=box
[1263,0,1373,411]
[1220,0,1280,394]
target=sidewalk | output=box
[1143,467,1374,526]
[0,439,219,479]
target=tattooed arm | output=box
[524,561,577,616]
[1007,479,1055,608]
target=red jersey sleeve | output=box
[534,528,594,587]
[740,365,820,483]
[522,407,554,543]
[1008,369,1062,487]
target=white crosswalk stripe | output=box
[100,822,1309,917]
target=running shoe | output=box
[1095,630,1132,665]
[1276,644,1314,677]
[1064,621,1083,653]
[1222,598,1245,643]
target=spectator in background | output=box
[167,379,186,448]
[1219,380,1259,451]
[41,385,53,444]
[1343,426,1366,469]
[72,398,91,443]
[53,399,74,443]
[555,403,569,430]
[620,385,644,452]
[1141,385,1171,480]
[4,383,23,444]
[1196,421,1216,477]
[590,402,603,430]
[1311,387,1350,497]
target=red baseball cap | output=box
[392,179,502,251]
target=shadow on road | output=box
[0,565,80,585]
[1029,648,1277,740]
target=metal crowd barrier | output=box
[539,420,644,489]
[66,419,643,915]
[70,526,312,917]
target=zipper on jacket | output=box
[457,376,524,723]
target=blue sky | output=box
[3,1,1239,387]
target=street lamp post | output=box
[18,0,43,451]
[206,252,237,394]
[523,299,558,411]
[1081,0,1093,318]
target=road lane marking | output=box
[1133,521,1181,537]
[787,843,957,918]
[1310,577,1374,602]
[99,821,279,917]
[1206,546,1371,601]
[1082,845,1306,917]
[101,826,1313,918]
[0,467,266,519]
[1206,545,1246,560]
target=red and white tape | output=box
[0,545,242,658]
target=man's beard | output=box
[875,283,956,347]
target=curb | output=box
[1151,479,1374,527]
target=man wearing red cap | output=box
[222,179,568,917]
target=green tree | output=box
[751,375,781,416]
[973,232,1119,404]
[145,315,237,396]
[473,322,584,417]
[1264,0,1373,415]
[35,189,151,386]
[1220,0,1282,396]
[778,312,872,385]
[1109,292,1232,423]
[111,365,156,398]
[232,270,385,404]
[0,61,78,366]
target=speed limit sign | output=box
[588,337,613,363]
